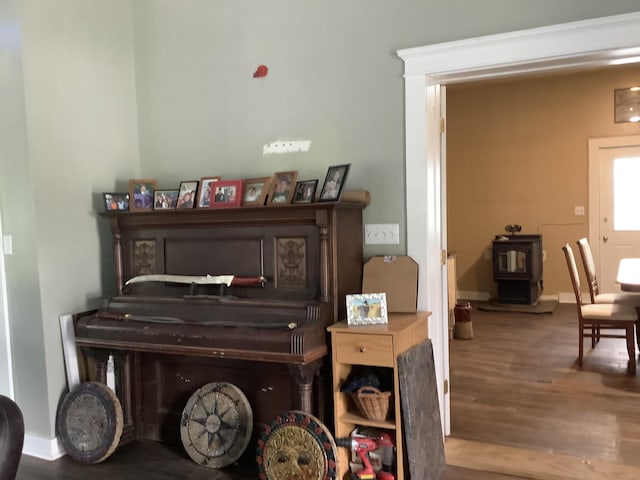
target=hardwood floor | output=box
[448,302,640,479]
[17,302,640,479]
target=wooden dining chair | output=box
[562,244,638,374]
[576,237,640,305]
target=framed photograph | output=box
[346,293,388,326]
[129,179,157,211]
[211,179,243,208]
[268,171,298,205]
[292,179,318,204]
[153,190,179,210]
[176,180,199,209]
[242,177,271,206]
[319,164,350,202]
[103,192,129,211]
[196,176,221,208]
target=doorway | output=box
[589,135,640,292]
[0,208,14,398]
[398,12,640,436]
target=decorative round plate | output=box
[256,410,338,480]
[180,382,253,468]
[55,381,123,464]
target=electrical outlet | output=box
[364,224,400,245]
[574,206,585,216]
[542,250,547,261]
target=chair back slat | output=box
[577,237,600,303]
[562,244,584,306]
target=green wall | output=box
[3,0,640,445]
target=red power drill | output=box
[335,437,378,479]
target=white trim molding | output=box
[397,11,640,438]
[23,433,66,461]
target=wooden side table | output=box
[327,311,430,480]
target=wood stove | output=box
[492,234,543,305]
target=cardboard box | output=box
[362,256,418,313]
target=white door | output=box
[588,136,640,293]
[0,208,14,398]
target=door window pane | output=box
[613,156,640,230]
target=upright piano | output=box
[74,201,366,446]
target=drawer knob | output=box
[359,347,367,353]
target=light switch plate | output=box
[364,224,400,245]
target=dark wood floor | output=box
[448,302,640,477]
[16,437,526,479]
[20,302,638,479]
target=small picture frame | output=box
[211,179,243,208]
[153,190,179,210]
[242,177,271,206]
[129,179,157,211]
[176,180,199,209]
[319,164,350,202]
[103,192,129,211]
[196,176,221,208]
[268,171,298,205]
[292,179,318,204]
[346,293,388,326]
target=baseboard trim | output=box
[23,434,66,460]
[459,291,564,303]
[458,290,491,301]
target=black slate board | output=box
[397,339,445,479]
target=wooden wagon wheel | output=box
[180,382,253,468]
[55,381,123,464]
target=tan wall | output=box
[447,65,640,299]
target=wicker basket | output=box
[350,386,392,421]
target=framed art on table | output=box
[128,179,157,211]
[346,292,388,326]
[242,177,271,206]
[211,180,243,208]
[176,181,199,209]
[153,190,179,209]
[292,180,318,204]
[319,164,350,202]
[268,171,298,205]
[197,176,221,208]
[103,192,129,211]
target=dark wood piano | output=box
[74,201,366,449]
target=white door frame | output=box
[398,12,640,436]
[0,208,14,398]
[588,135,640,289]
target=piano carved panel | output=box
[276,237,307,289]
[77,202,366,448]
[133,240,156,276]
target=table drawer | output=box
[334,333,393,367]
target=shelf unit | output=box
[327,311,430,480]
